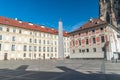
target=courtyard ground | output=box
[0,59,119,80]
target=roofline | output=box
[0,16,69,37]
[69,23,107,34]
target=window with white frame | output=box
[0,44,1,51]
[11,45,15,51]
[0,27,3,31]
[12,36,15,41]
[0,35,2,40]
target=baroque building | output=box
[69,0,120,60]
[69,18,108,59]
[0,16,70,60]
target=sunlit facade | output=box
[0,17,70,60]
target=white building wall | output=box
[0,24,70,60]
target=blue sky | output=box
[0,0,99,32]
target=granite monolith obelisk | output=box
[58,19,64,59]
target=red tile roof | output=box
[0,16,68,36]
[70,18,106,33]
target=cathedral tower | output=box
[99,0,120,28]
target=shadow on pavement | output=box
[16,65,28,71]
[0,65,119,80]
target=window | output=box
[43,40,45,44]
[86,39,89,45]
[54,41,56,45]
[82,49,85,53]
[19,30,21,34]
[0,44,2,51]
[79,49,81,53]
[34,46,37,52]
[86,49,89,52]
[100,27,103,30]
[6,28,9,32]
[73,34,74,37]
[51,54,53,57]
[79,40,81,45]
[51,47,53,52]
[47,54,49,57]
[39,46,41,52]
[73,50,75,53]
[93,37,96,43]
[30,39,32,43]
[11,45,15,51]
[86,31,88,35]
[47,40,49,44]
[34,33,37,36]
[79,33,81,36]
[101,36,105,43]
[39,40,41,44]
[24,45,27,51]
[39,54,41,57]
[43,47,46,52]
[30,32,32,35]
[64,48,66,52]
[29,53,31,57]
[34,39,37,43]
[0,35,2,40]
[102,47,105,52]
[13,29,16,33]
[43,34,45,37]
[39,33,41,36]
[24,53,26,57]
[73,41,75,46]
[34,54,36,58]
[12,36,15,41]
[47,47,49,52]
[29,46,32,51]
[55,47,57,52]
[92,29,95,33]
[93,48,96,52]
[0,27,3,31]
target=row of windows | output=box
[29,38,57,45]
[0,44,69,53]
[72,36,105,46]
[0,35,62,45]
[0,44,57,52]
[72,27,104,37]
[23,53,57,58]
[18,45,58,52]
[0,27,66,39]
[73,48,97,53]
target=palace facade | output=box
[0,16,70,60]
[69,0,120,60]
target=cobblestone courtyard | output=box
[0,59,119,80]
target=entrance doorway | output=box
[4,53,8,60]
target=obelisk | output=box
[58,19,64,59]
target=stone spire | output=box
[99,0,120,27]
[58,19,64,59]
